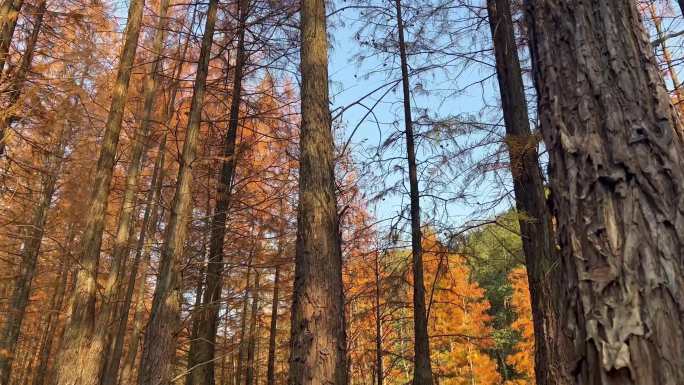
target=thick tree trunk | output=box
[137,0,218,383]
[52,0,145,383]
[486,1,570,384]
[287,1,348,385]
[265,266,280,385]
[93,1,171,382]
[0,0,23,75]
[0,105,67,385]
[525,1,684,384]
[245,273,260,385]
[393,1,433,384]
[187,1,249,383]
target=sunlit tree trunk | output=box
[0,0,23,74]
[52,0,145,382]
[187,0,249,383]
[137,0,218,382]
[287,1,348,385]
[486,0,570,384]
[526,0,684,384]
[393,1,433,384]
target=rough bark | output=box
[245,273,260,385]
[186,1,248,383]
[525,1,684,384]
[265,266,280,385]
[486,0,570,384]
[287,1,348,385]
[393,1,433,384]
[0,104,66,385]
[52,0,145,383]
[137,0,218,382]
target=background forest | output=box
[0,0,682,385]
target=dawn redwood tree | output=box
[486,0,570,384]
[52,0,145,383]
[137,0,219,383]
[287,0,348,384]
[526,0,684,384]
[393,1,434,384]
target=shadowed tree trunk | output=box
[525,0,684,384]
[0,100,67,385]
[235,261,255,385]
[137,0,218,383]
[0,0,44,157]
[287,1,348,385]
[245,272,260,385]
[265,265,280,385]
[52,0,145,382]
[373,252,383,385]
[186,1,249,383]
[393,1,433,384]
[486,1,570,384]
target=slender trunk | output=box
[288,2,347,385]
[53,0,145,383]
[265,266,279,385]
[95,2,171,381]
[680,0,684,18]
[486,0,570,384]
[235,266,253,385]
[393,1,433,384]
[185,251,207,385]
[0,0,23,75]
[373,253,383,385]
[648,3,681,100]
[526,0,684,384]
[245,273,260,385]
[32,232,72,385]
[0,108,67,385]
[187,0,248,381]
[137,0,218,382]
[0,0,44,156]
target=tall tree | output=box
[287,0,348,385]
[526,0,684,384]
[137,0,219,382]
[0,0,23,75]
[393,1,433,384]
[187,0,250,383]
[51,0,145,382]
[486,0,569,384]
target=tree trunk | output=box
[187,1,249,383]
[52,0,145,382]
[288,1,348,385]
[265,266,279,385]
[94,1,171,381]
[525,0,684,384]
[0,0,44,156]
[648,3,681,100]
[393,1,433,384]
[0,0,23,75]
[373,252,383,385]
[235,266,253,385]
[486,1,570,384]
[245,273,260,385]
[0,103,67,385]
[137,0,218,382]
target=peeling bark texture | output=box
[393,1,433,384]
[52,0,145,383]
[137,0,218,383]
[287,1,348,385]
[526,1,684,384]
[486,1,570,384]
[187,1,248,383]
